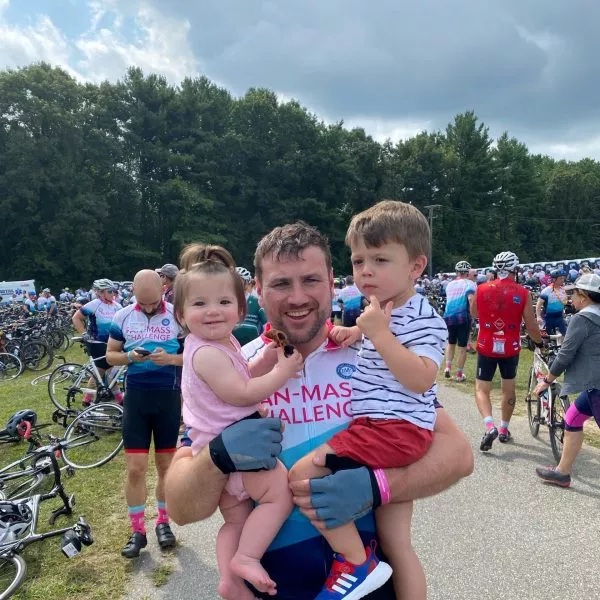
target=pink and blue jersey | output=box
[81,298,121,342]
[109,302,183,390]
[443,278,476,325]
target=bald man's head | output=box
[133,270,163,315]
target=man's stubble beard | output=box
[272,306,330,347]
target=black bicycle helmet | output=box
[6,409,37,438]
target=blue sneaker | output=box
[315,542,392,600]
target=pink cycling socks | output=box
[156,500,169,526]
[128,504,146,534]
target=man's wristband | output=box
[543,376,553,385]
[208,434,237,475]
[126,351,133,364]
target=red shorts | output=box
[328,417,433,469]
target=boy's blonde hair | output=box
[345,200,430,259]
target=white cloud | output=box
[75,1,198,83]
[0,0,197,85]
[0,0,80,78]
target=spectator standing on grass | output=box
[155,263,179,304]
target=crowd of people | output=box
[55,199,600,600]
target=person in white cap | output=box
[534,273,600,487]
[155,264,179,303]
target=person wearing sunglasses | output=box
[72,278,123,405]
[534,273,600,487]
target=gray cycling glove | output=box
[209,415,283,474]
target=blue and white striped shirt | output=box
[351,294,447,430]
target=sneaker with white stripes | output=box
[314,542,392,600]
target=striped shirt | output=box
[351,294,448,430]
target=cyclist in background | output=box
[233,267,267,346]
[536,269,568,337]
[472,252,543,451]
[443,261,476,382]
[72,279,123,405]
[338,275,363,326]
[23,291,37,314]
[155,263,179,304]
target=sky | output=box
[2,0,600,160]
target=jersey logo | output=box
[162,318,170,326]
[336,363,356,379]
[512,296,521,304]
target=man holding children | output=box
[166,200,473,599]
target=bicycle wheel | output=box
[0,555,26,600]
[525,366,540,438]
[549,384,570,463]
[62,403,124,469]
[0,354,23,383]
[48,363,88,412]
[22,341,53,371]
[0,464,46,501]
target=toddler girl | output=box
[174,244,303,599]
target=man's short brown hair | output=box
[345,200,430,259]
[254,221,332,282]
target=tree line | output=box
[1,63,599,289]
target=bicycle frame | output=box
[0,452,92,600]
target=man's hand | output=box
[329,326,361,348]
[356,296,393,342]
[290,467,376,530]
[148,347,173,366]
[209,417,283,474]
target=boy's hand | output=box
[329,326,361,348]
[356,296,393,341]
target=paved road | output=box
[124,385,600,599]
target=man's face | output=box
[135,289,163,316]
[257,246,333,346]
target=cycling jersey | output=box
[338,284,363,313]
[233,295,267,346]
[36,297,48,311]
[476,278,528,358]
[242,324,394,599]
[539,285,567,317]
[24,298,36,313]
[109,302,183,390]
[81,298,121,342]
[443,278,476,325]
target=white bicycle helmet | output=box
[92,278,115,291]
[455,260,471,273]
[492,251,519,275]
[236,267,252,283]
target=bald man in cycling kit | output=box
[106,270,184,558]
[165,222,474,600]
[471,251,544,451]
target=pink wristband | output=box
[373,468,392,505]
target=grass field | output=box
[438,347,600,449]
[1,346,133,600]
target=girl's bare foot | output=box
[230,552,277,595]
[217,575,256,600]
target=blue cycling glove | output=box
[209,415,283,474]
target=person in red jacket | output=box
[471,252,544,451]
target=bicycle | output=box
[0,355,22,383]
[0,403,123,500]
[47,338,126,413]
[0,451,93,599]
[524,334,571,462]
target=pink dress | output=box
[182,333,260,501]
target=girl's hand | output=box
[275,347,304,378]
[329,326,361,348]
[259,341,279,370]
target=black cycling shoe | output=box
[156,522,176,549]
[121,532,147,558]
[444,369,451,379]
[480,427,498,452]
[498,429,512,443]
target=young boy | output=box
[289,200,448,600]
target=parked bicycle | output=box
[524,334,571,462]
[0,451,93,600]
